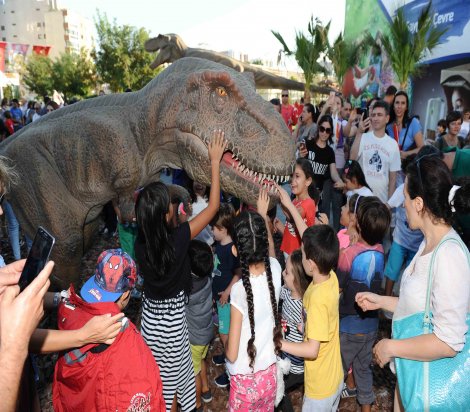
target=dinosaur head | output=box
[145,34,189,69]
[152,58,295,206]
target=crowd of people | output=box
[0,85,469,412]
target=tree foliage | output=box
[93,11,156,92]
[380,1,447,89]
[272,17,330,102]
[23,54,54,98]
[51,49,96,100]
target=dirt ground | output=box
[0,225,395,411]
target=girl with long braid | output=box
[225,190,283,411]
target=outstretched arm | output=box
[189,130,227,239]
[257,189,276,258]
[275,183,307,238]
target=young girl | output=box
[342,159,373,199]
[134,131,227,412]
[277,249,309,411]
[276,158,318,257]
[225,190,283,411]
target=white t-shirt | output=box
[357,131,401,203]
[394,229,470,352]
[188,196,213,245]
[227,257,282,375]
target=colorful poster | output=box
[0,42,6,72]
[32,45,51,56]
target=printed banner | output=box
[0,42,6,72]
[32,45,51,56]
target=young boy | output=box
[186,240,214,411]
[281,225,343,411]
[210,203,241,387]
[53,249,165,412]
[336,196,391,411]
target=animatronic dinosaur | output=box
[145,33,333,94]
[1,57,295,285]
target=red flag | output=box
[33,45,51,56]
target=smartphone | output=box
[19,226,55,291]
[329,91,336,101]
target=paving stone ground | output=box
[0,222,395,411]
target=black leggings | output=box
[275,372,304,412]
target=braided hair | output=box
[233,211,282,370]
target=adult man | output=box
[458,107,470,139]
[280,90,297,132]
[350,100,401,203]
[10,99,24,132]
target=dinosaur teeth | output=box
[231,153,236,159]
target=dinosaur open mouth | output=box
[222,151,291,194]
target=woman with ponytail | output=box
[225,190,283,411]
[356,151,470,411]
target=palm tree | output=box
[328,32,366,88]
[380,1,447,90]
[272,17,330,103]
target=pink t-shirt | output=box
[337,228,350,250]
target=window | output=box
[0,25,4,30]
[2,37,5,41]
[38,34,42,39]
[37,22,41,28]
[10,10,14,13]
[43,34,46,39]
[12,23,16,26]
[13,35,17,38]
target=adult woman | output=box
[294,103,317,144]
[435,111,465,152]
[356,152,470,411]
[134,131,226,412]
[300,115,344,227]
[386,91,424,159]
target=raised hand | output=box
[208,129,228,163]
[274,182,292,208]
[256,189,270,218]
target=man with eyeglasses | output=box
[350,100,401,203]
[280,90,297,133]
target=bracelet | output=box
[53,292,61,308]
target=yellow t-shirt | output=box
[303,271,342,399]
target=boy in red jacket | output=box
[53,249,165,412]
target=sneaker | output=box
[212,353,225,366]
[341,385,357,398]
[215,372,230,388]
[201,390,212,403]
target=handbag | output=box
[392,236,470,411]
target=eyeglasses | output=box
[319,126,332,133]
[414,152,440,190]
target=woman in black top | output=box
[299,115,344,218]
[134,131,227,412]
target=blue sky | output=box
[61,0,345,67]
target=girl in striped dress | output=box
[134,131,227,412]
[276,249,309,412]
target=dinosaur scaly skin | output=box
[0,57,295,286]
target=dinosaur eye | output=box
[215,87,227,97]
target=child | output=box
[336,196,391,411]
[276,158,317,257]
[276,184,343,411]
[277,249,309,411]
[53,249,165,412]
[225,190,283,410]
[384,155,423,296]
[210,202,242,388]
[343,159,373,199]
[134,130,226,412]
[186,240,214,411]
[189,181,213,245]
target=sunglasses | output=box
[282,94,289,97]
[319,126,332,134]
[414,152,440,189]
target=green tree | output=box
[380,1,447,90]
[93,11,156,93]
[23,54,54,98]
[272,17,330,103]
[52,49,96,101]
[328,32,365,88]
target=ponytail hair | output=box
[343,159,371,191]
[233,211,282,370]
[295,158,320,204]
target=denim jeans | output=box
[3,200,21,260]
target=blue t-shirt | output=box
[392,206,424,252]
[212,242,240,299]
[386,117,422,151]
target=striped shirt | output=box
[280,286,304,374]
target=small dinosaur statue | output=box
[0,57,295,286]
